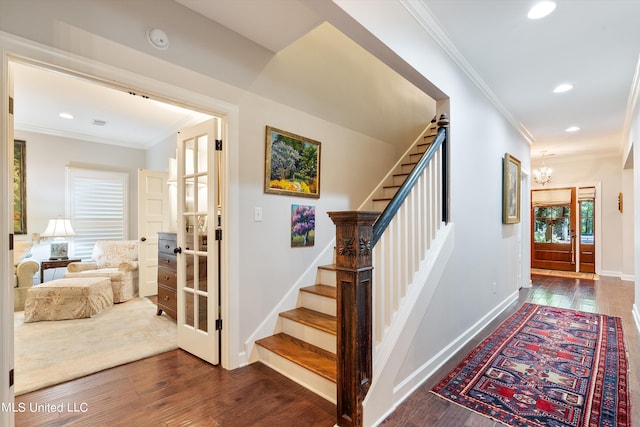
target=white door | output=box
[137,169,169,297]
[176,118,221,364]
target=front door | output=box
[531,188,576,271]
[176,118,220,365]
[578,188,596,273]
[137,169,169,297]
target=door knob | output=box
[174,247,182,254]
[141,237,147,242]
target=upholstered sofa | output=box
[14,240,40,311]
[64,240,139,303]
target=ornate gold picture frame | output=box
[264,126,320,198]
[503,153,521,224]
[14,139,27,234]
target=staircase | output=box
[254,120,440,403]
[255,265,339,402]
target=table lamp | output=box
[41,218,76,259]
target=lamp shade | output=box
[41,218,76,238]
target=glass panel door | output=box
[531,188,576,271]
[176,118,219,364]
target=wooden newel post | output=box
[328,211,379,427]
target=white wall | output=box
[324,2,531,423]
[0,0,423,366]
[531,153,626,277]
[14,130,145,256]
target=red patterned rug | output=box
[431,303,631,427]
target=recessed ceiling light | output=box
[58,113,74,119]
[565,126,580,132]
[528,1,557,19]
[553,83,573,93]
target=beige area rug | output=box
[531,268,599,280]
[14,297,177,396]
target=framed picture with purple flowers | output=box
[291,204,315,247]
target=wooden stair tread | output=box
[373,197,392,202]
[280,307,336,335]
[256,333,337,383]
[318,264,337,271]
[300,284,336,299]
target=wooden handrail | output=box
[329,113,450,427]
[372,113,449,246]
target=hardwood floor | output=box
[15,275,638,426]
[380,274,639,426]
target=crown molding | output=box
[400,0,535,145]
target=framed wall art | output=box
[265,126,320,198]
[502,153,521,224]
[291,204,315,247]
[14,139,27,234]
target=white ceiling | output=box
[12,62,212,149]
[12,1,640,163]
[421,0,640,160]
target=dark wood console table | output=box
[40,258,81,283]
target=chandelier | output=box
[533,153,552,186]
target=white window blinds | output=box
[531,189,572,207]
[67,167,129,260]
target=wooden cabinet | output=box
[157,232,178,320]
[156,232,209,321]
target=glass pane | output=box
[185,138,195,175]
[196,215,208,236]
[580,200,594,244]
[185,179,195,212]
[197,135,208,174]
[197,177,208,212]
[533,204,570,244]
[198,256,208,292]
[185,292,194,327]
[198,295,208,332]
[185,253,195,289]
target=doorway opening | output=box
[531,186,597,274]
[10,57,226,394]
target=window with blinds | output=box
[67,167,129,260]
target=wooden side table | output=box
[40,258,81,283]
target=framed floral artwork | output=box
[291,204,315,247]
[14,139,27,234]
[265,126,320,198]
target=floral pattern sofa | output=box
[64,240,139,303]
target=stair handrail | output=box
[372,113,449,246]
[328,113,450,427]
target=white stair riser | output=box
[300,292,336,317]
[256,346,336,403]
[280,317,336,353]
[317,268,336,286]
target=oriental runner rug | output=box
[431,303,631,427]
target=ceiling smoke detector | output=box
[147,28,169,50]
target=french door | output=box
[176,118,221,365]
[531,188,576,271]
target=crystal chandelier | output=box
[533,153,552,186]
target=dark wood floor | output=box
[15,275,638,426]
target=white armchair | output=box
[14,240,39,311]
[65,240,138,303]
